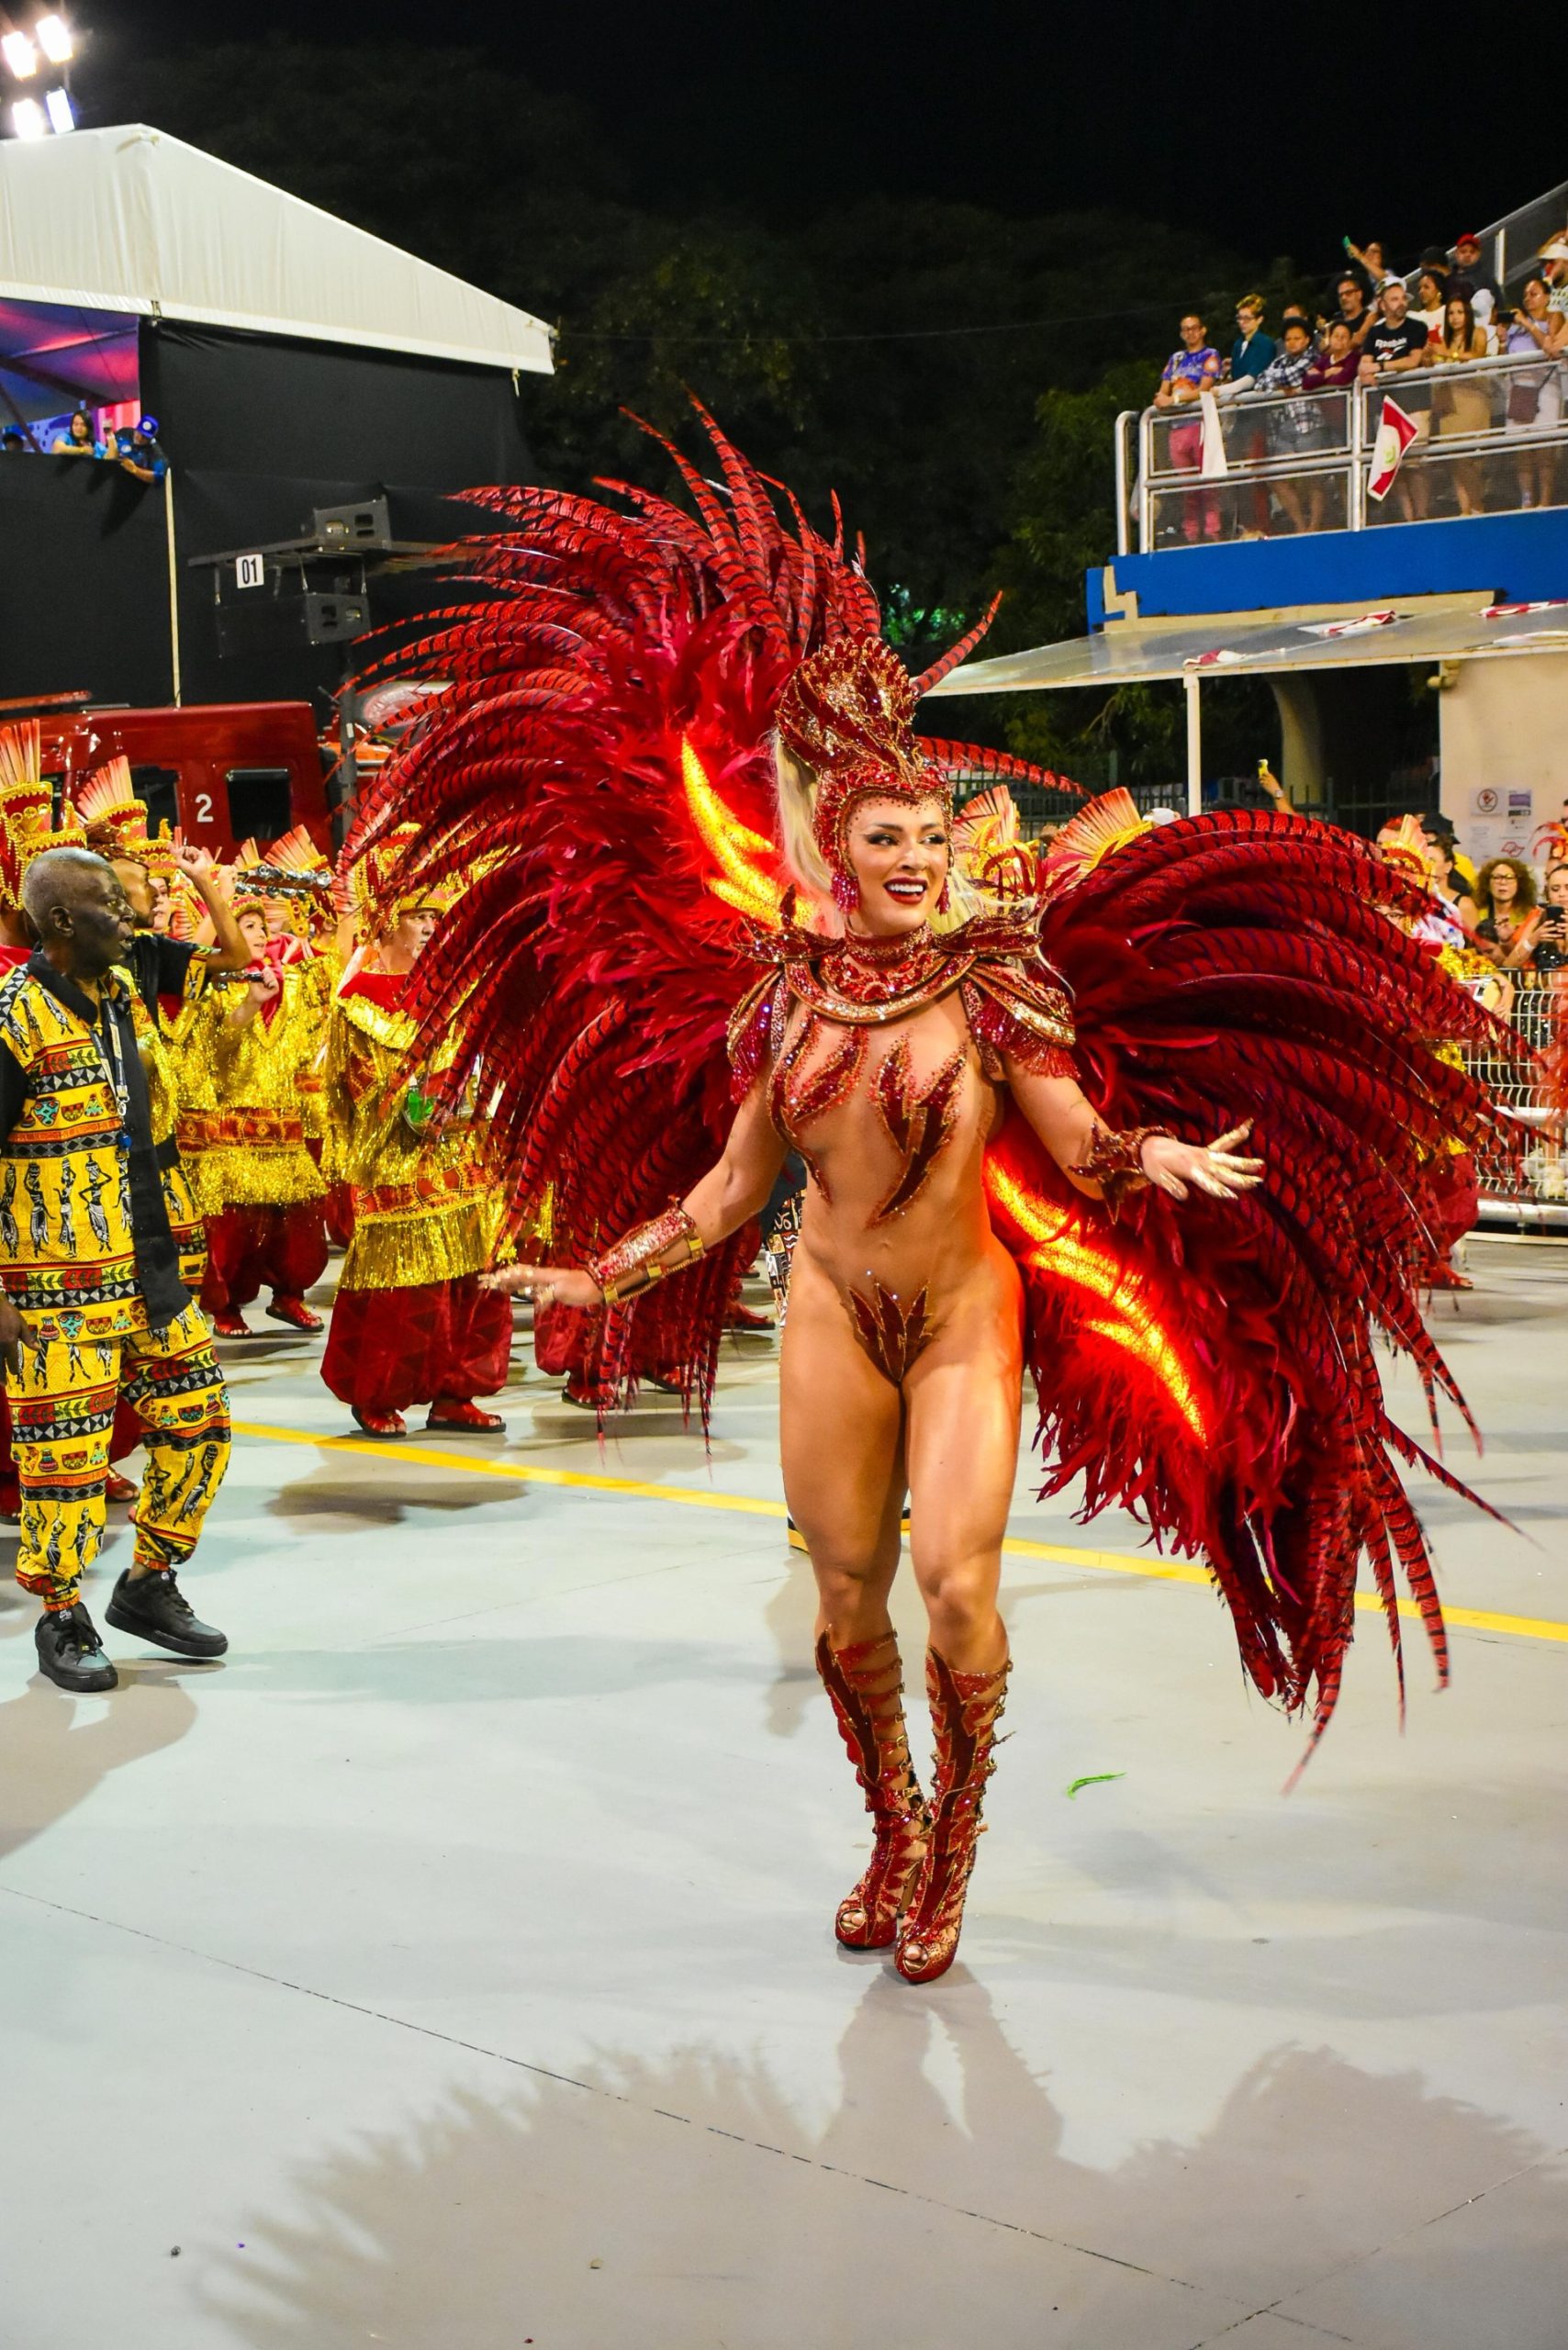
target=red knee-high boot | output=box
[895,1645,1010,1985]
[814,1631,931,1951]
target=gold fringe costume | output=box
[323,975,507,1292]
[318,970,513,1417]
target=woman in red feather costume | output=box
[344,406,1518,1984]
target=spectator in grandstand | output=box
[1532,864,1568,974]
[1233,317,1320,534]
[1155,313,1223,406]
[1227,296,1276,384]
[1541,241,1568,324]
[1344,238,1400,296]
[117,416,167,486]
[1502,275,1564,511]
[50,409,105,459]
[1450,232,1502,334]
[1305,318,1361,390]
[1,428,30,453]
[1329,274,1378,348]
[1410,270,1448,345]
[1359,280,1436,518]
[1473,856,1541,967]
[1294,319,1361,518]
[1224,297,1276,533]
[1431,296,1493,516]
[1359,278,1433,382]
[1154,313,1223,543]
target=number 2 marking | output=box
[195,793,213,824]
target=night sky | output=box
[89,0,1567,266]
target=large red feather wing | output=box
[1002,802,1528,1762]
[340,405,1053,1413]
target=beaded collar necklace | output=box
[781,922,973,1026]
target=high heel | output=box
[895,1645,1010,1985]
[814,1631,931,1950]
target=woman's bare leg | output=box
[780,1265,907,1643]
[902,1255,1024,1673]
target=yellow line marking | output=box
[229,1418,787,1517]
[230,1416,1568,1649]
[999,1534,1568,1644]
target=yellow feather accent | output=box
[1038,789,1152,890]
[680,737,784,928]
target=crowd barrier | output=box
[1116,352,1568,554]
[1465,977,1566,1228]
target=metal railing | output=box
[1117,351,1568,554]
[1444,179,1568,301]
[1464,977,1567,1229]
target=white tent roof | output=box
[0,123,554,375]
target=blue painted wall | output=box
[1092,507,1568,627]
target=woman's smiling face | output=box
[844,799,950,935]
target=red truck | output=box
[28,700,333,857]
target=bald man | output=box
[0,849,230,1692]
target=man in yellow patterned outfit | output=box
[0,847,230,1693]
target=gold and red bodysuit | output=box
[728,914,1076,1383]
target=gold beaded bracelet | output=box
[588,1204,707,1304]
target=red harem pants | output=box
[201,1203,330,1315]
[320,1276,512,1416]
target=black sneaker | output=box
[106,1568,228,1660]
[35,1604,118,1693]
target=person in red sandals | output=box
[319,835,513,1438]
[196,847,333,1339]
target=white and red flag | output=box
[1199,389,1229,478]
[1367,397,1418,502]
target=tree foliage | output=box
[92,36,1292,766]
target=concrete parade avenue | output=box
[1,1238,1564,2350]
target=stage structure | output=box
[0,123,554,713]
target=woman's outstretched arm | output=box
[483,1078,789,1307]
[1004,1058,1262,1211]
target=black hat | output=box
[1417,246,1450,272]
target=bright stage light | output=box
[34,15,73,64]
[1,32,39,77]
[11,95,47,138]
[43,83,72,131]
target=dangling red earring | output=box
[936,874,952,913]
[833,869,858,913]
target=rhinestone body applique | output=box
[768,1015,867,1202]
[846,1276,936,1386]
[870,1035,968,1225]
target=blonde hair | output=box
[770,733,979,934]
[773,738,837,913]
